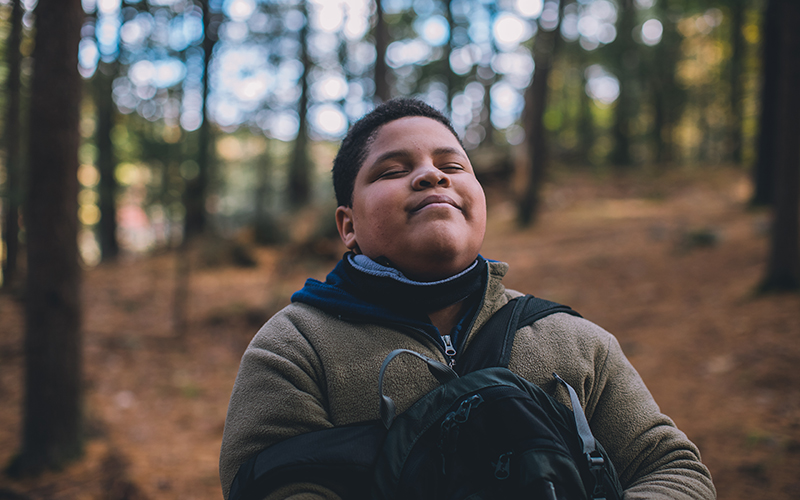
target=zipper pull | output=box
[442,335,457,367]
[494,451,512,480]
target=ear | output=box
[335,206,359,252]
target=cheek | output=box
[465,183,487,220]
[351,206,385,248]
[472,208,487,242]
[467,188,487,245]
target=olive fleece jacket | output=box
[219,261,715,499]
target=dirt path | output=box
[1,167,799,499]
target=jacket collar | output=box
[291,258,510,342]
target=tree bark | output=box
[751,0,780,206]
[609,0,636,167]
[479,69,496,147]
[7,0,84,476]
[2,0,23,288]
[518,0,562,227]
[95,61,119,261]
[760,0,800,291]
[373,0,390,103]
[577,56,594,163]
[479,4,499,147]
[443,0,455,114]
[253,147,278,244]
[728,0,745,164]
[288,0,312,208]
[183,0,216,241]
[650,0,683,166]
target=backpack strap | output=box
[228,423,383,500]
[456,295,581,375]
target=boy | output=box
[219,98,716,499]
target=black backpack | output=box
[229,295,624,500]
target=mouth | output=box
[411,194,460,213]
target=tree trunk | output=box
[695,90,711,163]
[254,147,283,245]
[175,0,217,337]
[443,0,455,114]
[7,0,84,476]
[577,60,594,164]
[2,0,23,289]
[373,0,390,103]
[288,0,312,208]
[650,0,682,166]
[479,4,499,147]
[183,0,215,241]
[760,0,800,291]
[518,0,562,227]
[609,0,636,167]
[652,83,666,163]
[751,0,780,206]
[479,70,496,146]
[95,61,119,261]
[728,0,745,164]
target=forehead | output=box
[364,116,463,162]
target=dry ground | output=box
[1,166,799,499]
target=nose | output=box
[412,164,450,190]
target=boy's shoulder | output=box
[496,290,620,379]
[528,308,615,344]
[500,288,614,344]
[248,301,429,357]
[251,302,341,342]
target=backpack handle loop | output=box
[553,373,597,454]
[552,374,616,499]
[379,349,459,429]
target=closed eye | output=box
[440,163,464,172]
[377,168,408,179]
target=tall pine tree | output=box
[8,0,84,476]
[2,0,24,288]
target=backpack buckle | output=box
[587,452,608,500]
[588,454,605,468]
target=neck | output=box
[428,301,466,336]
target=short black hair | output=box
[332,98,461,207]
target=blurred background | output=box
[0,0,799,498]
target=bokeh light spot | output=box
[493,13,529,48]
[641,19,663,46]
[515,0,543,18]
[225,0,256,22]
[312,104,347,138]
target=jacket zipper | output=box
[384,321,456,368]
[343,316,459,368]
[442,334,457,367]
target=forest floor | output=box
[1,166,799,500]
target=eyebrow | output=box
[370,147,467,167]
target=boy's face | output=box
[336,116,486,281]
